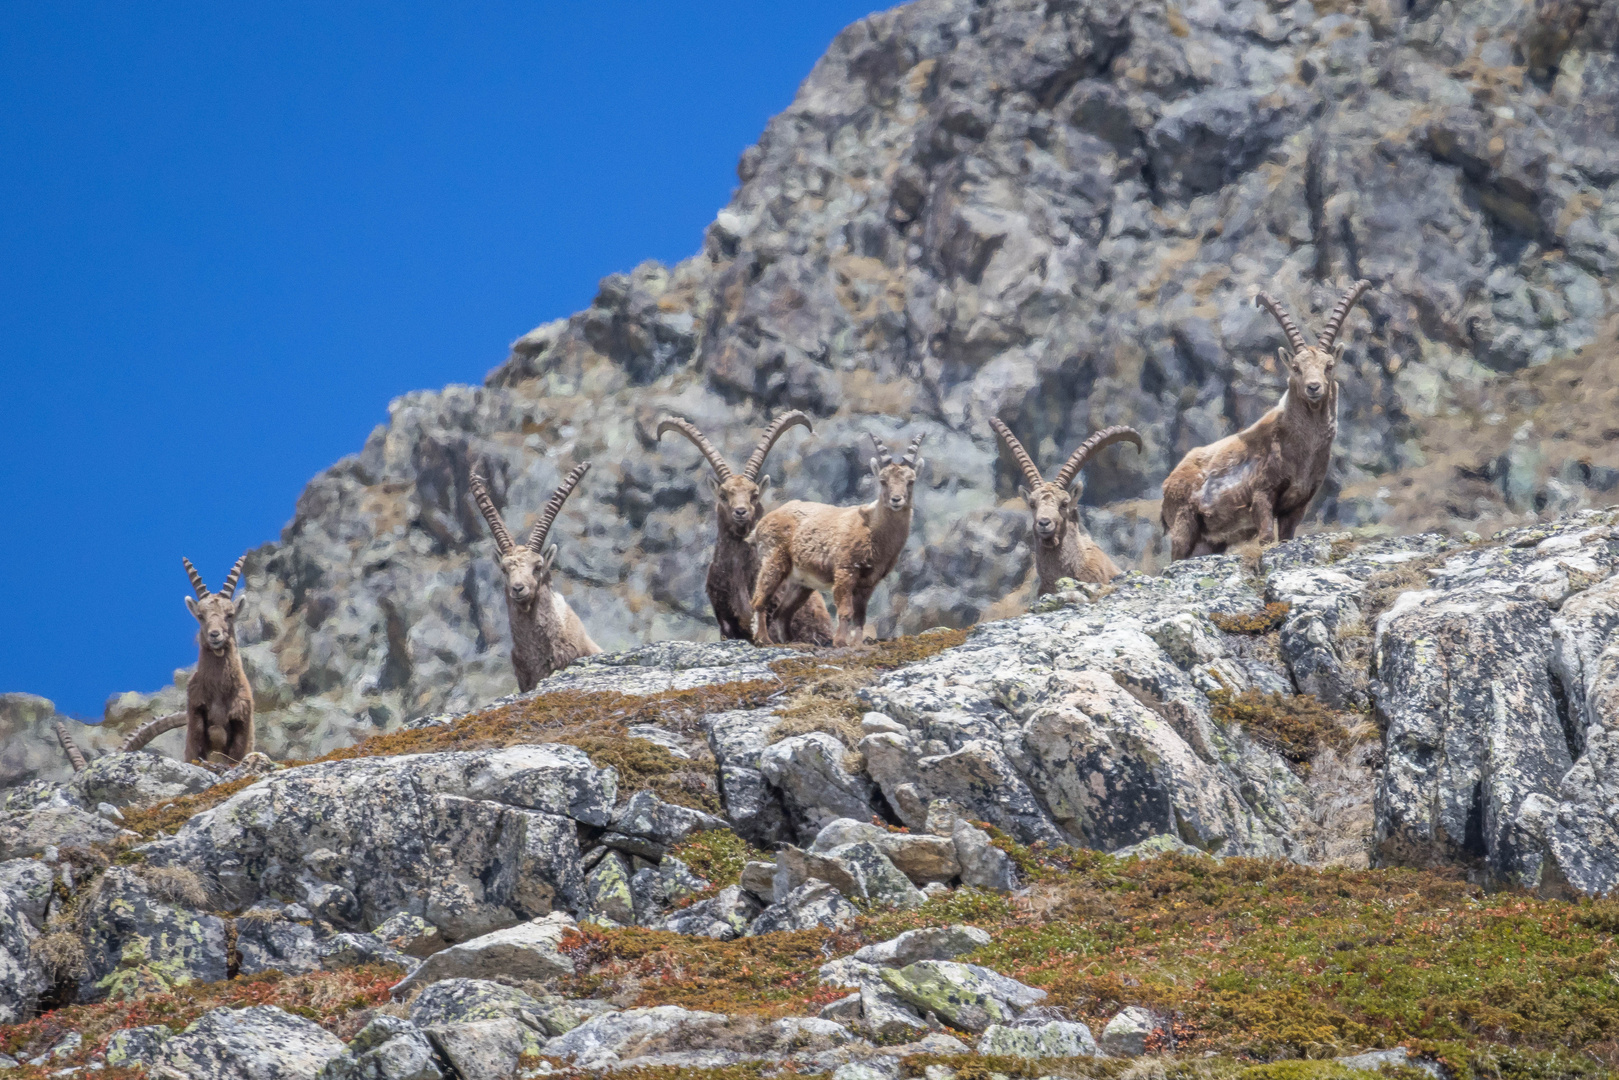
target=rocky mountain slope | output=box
[6,0,1617,765]
[1,508,1617,1078]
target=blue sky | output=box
[0,2,880,718]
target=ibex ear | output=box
[542,544,558,573]
[185,596,200,619]
[869,456,881,477]
[706,473,723,496]
[1277,346,1290,369]
[233,593,248,614]
[912,457,926,477]
[1017,485,1032,504]
[1334,342,1345,362]
[757,474,772,494]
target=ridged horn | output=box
[527,461,592,552]
[656,417,733,481]
[989,419,1045,489]
[220,555,246,599]
[55,721,86,772]
[182,557,210,599]
[901,431,926,469]
[1254,291,1309,355]
[1317,278,1372,350]
[869,433,894,467]
[120,711,187,754]
[741,410,813,481]
[1053,426,1145,491]
[468,473,516,555]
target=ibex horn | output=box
[1254,291,1309,355]
[741,410,813,481]
[656,417,734,482]
[182,557,210,599]
[1053,426,1144,491]
[55,721,86,772]
[527,461,592,552]
[120,711,187,754]
[468,473,516,555]
[869,433,894,467]
[989,419,1045,490]
[221,555,246,599]
[901,431,926,468]
[1317,278,1373,350]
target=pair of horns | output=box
[990,419,1144,492]
[469,462,591,556]
[655,410,814,482]
[870,431,926,469]
[183,555,246,600]
[1254,279,1373,354]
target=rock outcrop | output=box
[3,0,1601,769]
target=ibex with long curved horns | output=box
[469,463,601,691]
[748,432,926,647]
[181,555,255,764]
[1161,280,1372,561]
[656,411,832,645]
[989,419,1143,593]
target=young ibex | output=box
[748,432,925,647]
[656,411,832,645]
[182,555,255,765]
[1161,280,1372,560]
[469,463,602,691]
[989,419,1143,592]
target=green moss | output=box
[671,830,752,892]
[1207,686,1353,771]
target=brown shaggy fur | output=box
[181,556,255,765]
[748,432,925,647]
[1162,281,1371,561]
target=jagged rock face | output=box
[53,0,1613,756]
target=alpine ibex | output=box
[989,419,1143,592]
[656,411,832,645]
[469,464,602,691]
[1161,280,1372,560]
[182,555,255,765]
[748,432,925,647]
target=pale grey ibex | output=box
[1161,280,1372,560]
[469,464,602,691]
[989,418,1143,593]
[656,411,832,645]
[182,555,255,764]
[748,432,925,647]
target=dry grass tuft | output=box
[1209,602,1292,635]
[1208,685,1354,773]
[30,930,86,982]
[133,865,211,909]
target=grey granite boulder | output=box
[0,805,121,859]
[136,745,613,939]
[391,912,575,996]
[757,732,876,842]
[609,790,727,853]
[122,1004,345,1079]
[0,884,45,1024]
[317,1015,443,1080]
[234,913,323,977]
[543,1005,728,1069]
[748,880,859,936]
[71,751,217,811]
[422,1018,536,1079]
[880,960,1046,1034]
[0,857,54,930]
[583,851,635,925]
[852,925,992,968]
[77,866,229,1003]
[978,1020,1100,1059]
[1099,1005,1162,1057]
[662,885,762,939]
[408,979,549,1029]
[809,818,961,885]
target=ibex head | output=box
[1254,279,1371,407]
[868,432,926,514]
[183,555,247,656]
[990,420,1143,547]
[657,412,813,538]
[470,463,591,608]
